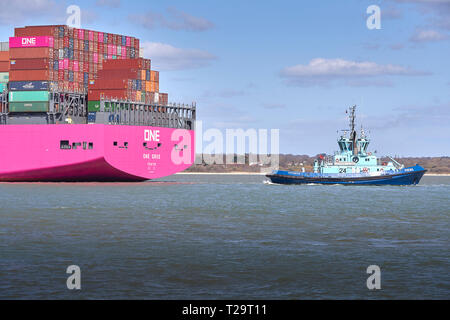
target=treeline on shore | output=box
[186,155,450,174]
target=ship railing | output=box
[387,156,405,170]
[324,155,335,166]
[97,98,196,130]
[0,90,7,124]
[47,90,88,123]
[0,89,88,125]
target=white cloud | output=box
[410,29,448,42]
[395,0,450,4]
[262,103,286,110]
[164,7,214,31]
[345,79,394,87]
[96,0,120,8]
[280,58,428,86]
[395,0,450,30]
[141,42,217,71]
[130,7,214,32]
[0,0,61,25]
[382,6,403,20]
[390,43,406,50]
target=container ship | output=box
[0,25,195,182]
[266,106,427,186]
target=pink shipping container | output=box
[59,60,64,70]
[9,36,54,48]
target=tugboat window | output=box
[88,143,94,150]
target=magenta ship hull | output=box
[0,124,194,182]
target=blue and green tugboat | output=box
[267,106,427,186]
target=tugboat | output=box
[266,106,427,185]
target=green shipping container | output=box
[88,101,122,112]
[9,102,49,113]
[0,83,5,92]
[9,91,50,102]
[0,72,9,83]
[88,101,101,112]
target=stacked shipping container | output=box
[11,25,140,93]
[8,35,56,112]
[0,42,9,93]
[0,42,7,112]
[6,25,169,114]
[87,58,168,112]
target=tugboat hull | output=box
[266,165,427,186]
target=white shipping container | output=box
[0,42,9,51]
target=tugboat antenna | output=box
[349,105,357,155]
[349,105,356,134]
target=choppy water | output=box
[0,175,448,299]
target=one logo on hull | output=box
[144,130,160,142]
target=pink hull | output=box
[0,124,195,182]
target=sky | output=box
[0,0,448,156]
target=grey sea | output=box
[0,174,448,299]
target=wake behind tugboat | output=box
[266,106,427,186]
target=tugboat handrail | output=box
[388,156,405,170]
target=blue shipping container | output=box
[88,112,96,123]
[9,81,54,91]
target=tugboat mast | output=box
[348,105,357,156]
